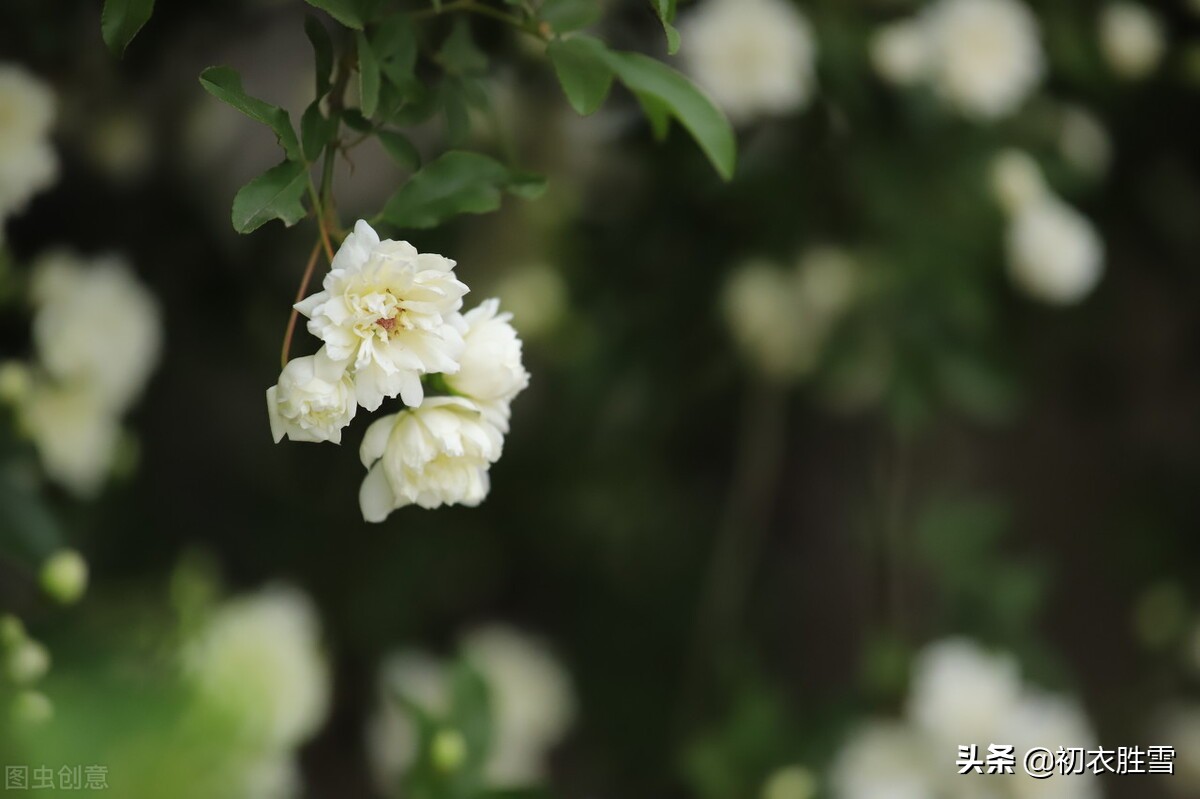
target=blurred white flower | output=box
[0,65,58,225]
[237,754,302,799]
[833,638,1101,799]
[829,721,938,799]
[1007,196,1104,304]
[871,20,931,86]
[922,0,1045,120]
[367,651,449,792]
[495,263,568,339]
[185,585,330,750]
[723,260,808,380]
[680,0,817,123]
[1099,2,1166,80]
[723,250,859,382]
[31,252,162,413]
[446,299,530,418]
[358,396,504,521]
[296,220,468,411]
[907,638,1023,749]
[20,381,121,498]
[1002,692,1099,799]
[761,766,817,799]
[1058,105,1112,178]
[5,637,50,685]
[0,360,32,405]
[267,349,357,444]
[87,110,153,183]
[991,149,1048,215]
[462,624,575,786]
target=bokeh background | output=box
[2,0,1200,797]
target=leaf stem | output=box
[280,240,324,368]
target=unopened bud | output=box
[431,728,467,773]
[41,549,89,605]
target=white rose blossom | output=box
[1007,195,1105,305]
[446,298,530,430]
[20,382,122,498]
[883,0,1044,121]
[0,65,58,226]
[367,625,574,790]
[870,21,931,86]
[990,149,1048,216]
[926,0,1045,119]
[31,252,162,413]
[295,219,468,411]
[1099,2,1166,80]
[832,638,1101,799]
[680,0,817,124]
[359,396,504,522]
[184,585,330,750]
[267,348,357,444]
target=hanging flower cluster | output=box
[267,220,529,523]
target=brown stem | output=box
[280,240,324,368]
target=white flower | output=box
[184,585,330,750]
[871,21,931,86]
[1058,105,1112,178]
[991,149,1048,215]
[267,349,357,444]
[829,721,938,799]
[723,250,859,382]
[1099,2,1165,80]
[358,396,504,521]
[20,381,121,498]
[921,0,1045,120]
[238,754,302,799]
[367,627,573,789]
[1007,196,1104,304]
[680,0,817,124]
[446,299,530,429]
[31,252,162,413]
[367,651,449,791]
[461,624,575,786]
[907,638,1023,748]
[0,65,58,224]
[1001,693,1099,799]
[295,219,468,411]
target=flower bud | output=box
[431,728,467,773]
[40,549,89,605]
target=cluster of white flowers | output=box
[831,638,1099,799]
[182,585,329,798]
[990,150,1105,305]
[1,252,162,496]
[267,220,529,523]
[1099,2,1166,80]
[367,623,575,790]
[679,0,817,124]
[722,247,859,382]
[872,0,1045,121]
[0,64,58,232]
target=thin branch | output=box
[280,240,324,368]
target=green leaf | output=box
[301,102,337,162]
[305,15,334,97]
[547,35,614,116]
[439,18,487,76]
[199,66,302,161]
[101,0,156,57]
[231,160,310,233]
[648,0,680,54]
[506,171,548,199]
[357,31,381,119]
[603,50,735,180]
[540,0,602,33]
[382,151,527,229]
[303,0,367,29]
[376,130,421,171]
[372,14,418,79]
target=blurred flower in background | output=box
[1099,2,1166,80]
[0,65,57,231]
[680,0,818,123]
